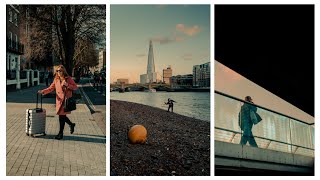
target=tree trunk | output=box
[54,6,64,66]
[60,5,76,76]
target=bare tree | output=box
[74,37,99,73]
[20,6,53,69]
[23,5,106,75]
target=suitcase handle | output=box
[36,93,42,110]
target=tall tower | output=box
[147,40,155,74]
[140,40,158,84]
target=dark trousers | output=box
[58,115,73,134]
[167,105,173,112]
[240,123,258,147]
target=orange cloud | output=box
[150,35,184,44]
[176,24,201,36]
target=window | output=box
[14,12,17,26]
[15,34,18,50]
[15,57,18,70]
[8,55,11,70]
[9,32,12,48]
[9,9,12,22]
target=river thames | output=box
[110,91,210,121]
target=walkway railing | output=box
[215,91,314,157]
[6,69,40,89]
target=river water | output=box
[110,91,210,121]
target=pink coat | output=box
[42,77,78,115]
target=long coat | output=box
[238,102,262,130]
[42,76,78,115]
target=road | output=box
[79,78,106,135]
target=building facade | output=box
[98,48,106,72]
[7,5,24,76]
[171,74,193,88]
[163,66,172,85]
[7,5,26,89]
[193,62,210,87]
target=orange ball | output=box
[128,125,147,144]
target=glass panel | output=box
[252,108,292,152]
[311,125,314,149]
[214,128,242,144]
[215,92,314,157]
[293,145,314,157]
[290,120,313,149]
[214,93,242,145]
[267,141,292,153]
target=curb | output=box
[79,85,96,113]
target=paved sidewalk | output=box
[6,84,106,176]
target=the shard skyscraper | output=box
[140,40,157,84]
[147,40,155,75]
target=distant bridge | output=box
[110,83,171,90]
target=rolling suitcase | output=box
[26,93,46,137]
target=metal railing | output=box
[6,70,16,80]
[215,91,314,157]
[20,70,27,79]
[34,70,38,78]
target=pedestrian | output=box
[238,96,262,147]
[165,98,176,112]
[99,74,103,92]
[94,73,98,87]
[48,71,53,85]
[38,65,78,140]
[44,70,49,86]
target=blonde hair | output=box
[54,65,70,79]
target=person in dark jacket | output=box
[165,98,176,112]
[238,96,262,147]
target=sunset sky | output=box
[215,60,314,124]
[110,5,210,83]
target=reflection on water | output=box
[111,91,210,121]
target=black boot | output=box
[55,133,63,140]
[70,123,76,134]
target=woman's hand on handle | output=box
[37,90,43,94]
[62,80,68,87]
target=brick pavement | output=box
[6,84,106,176]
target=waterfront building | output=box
[163,66,172,85]
[140,40,158,84]
[171,74,193,88]
[193,62,210,87]
[140,74,147,84]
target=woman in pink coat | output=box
[38,65,78,140]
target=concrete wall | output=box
[215,141,314,174]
